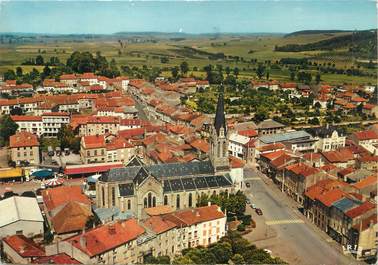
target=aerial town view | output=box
[0,0,376,264]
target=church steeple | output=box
[214,93,227,136]
[209,93,229,173]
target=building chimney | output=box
[79,235,86,249]
[207,201,211,206]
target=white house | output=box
[228,132,250,159]
[0,196,44,238]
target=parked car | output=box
[255,208,263,215]
[251,203,257,209]
[246,198,251,204]
[246,182,250,188]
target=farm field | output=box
[0,31,376,85]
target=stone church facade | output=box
[96,93,242,219]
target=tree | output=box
[57,125,80,152]
[231,254,245,264]
[209,242,233,264]
[266,70,270,80]
[171,66,180,80]
[290,71,296,81]
[35,55,44,65]
[144,255,170,264]
[225,66,231,76]
[3,69,16,81]
[0,115,18,146]
[314,102,322,109]
[172,256,194,264]
[255,64,265,79]
[160,57,169,64]
[16,67,23,77]
[233,67,240,78]
[180,61,189,75]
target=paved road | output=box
[244,168,358,265]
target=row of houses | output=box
[255,126,378,261]
[0,186,226,264]
[1,74,129,96]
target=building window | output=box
[127,200,131,210]
[176,194,180,209]
[148,192,152,208]
[111,187,116,206]
[164,195,168,205]
[153,197,156,207]
[188,193,193,207]
[102,186,105,207]
[144,198,148,208]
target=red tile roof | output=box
[143,215,177,234]
[238,129,258,138]
[106,137,133,150]
[11,115,42,122]
[352,214,377,231]
[352,175,377,190]
[321,149,354,163]
[317,189,346,207]
[33,253,81,264]
[345,201,376,218]
[358,155,378,163]
[3,235,45,258]
[42,112,70,117]
[67,219,145,257]
[164,205,225,227]
[83,135,105,149]
[353,130,378,141]
[189,138,210,153]
[64,163,123,175]
[285,163,320,177]
[51,201,92,234]
[260,150,286,161]
[257,143,285,152]
[229,156,245,168]
[10,131,39,148]
[42,186,91,212]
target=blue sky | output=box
[0,0,376,34]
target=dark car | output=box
[246,182,250,188]
[255,208,263,215]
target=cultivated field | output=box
[0,31,376,85]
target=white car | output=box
[251,203,257,209]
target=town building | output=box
[307,126,346,152]
[0,196,44,238]
[9,131,40,166]
[2,234,45,264]
[96,94,242,219]
[256,119,286,136]
[41,186,92,237]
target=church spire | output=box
[214,93,227,136]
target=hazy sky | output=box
[0,0,376,34]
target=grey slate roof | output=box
[102,161,214,182]
[306,126,343,138]
[259,130,313,144]
[163,175,233,193]
[257,119,286,130]
[332,198,361,212]
[126,156,145,167]
[214,93,227,136]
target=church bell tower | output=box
[210,93,229,173]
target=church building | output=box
[95,93,243,219]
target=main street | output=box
[243,168,358,265]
